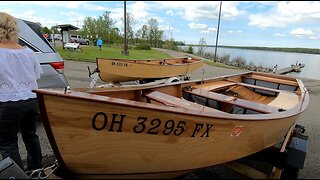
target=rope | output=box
[186,63,190,75]
[25,160,60,179]
[201,68,205,84]
[300,86,309,111]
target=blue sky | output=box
[1,1,320,48]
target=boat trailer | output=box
[221,123,308,179]
[87,66,191,88]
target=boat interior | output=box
[86,72,302,115]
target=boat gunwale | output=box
[96,57,204,67]
[34,81,309,121]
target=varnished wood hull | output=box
[35,72,309,179]
[96,57,204,83]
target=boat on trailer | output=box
[94,57,204,83]
[34,71,309,179]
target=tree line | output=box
[41,12,185,49]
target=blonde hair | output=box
[0,12,19,43]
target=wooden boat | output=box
[96,57,204,83]
[34,71,309,179]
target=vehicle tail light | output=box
[50,62,64,73]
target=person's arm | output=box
[33,54,43,80]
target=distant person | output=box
[0,12,43,171]
[97,38,103,51]
[273,64,278,73]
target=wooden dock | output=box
[275,63,305,74]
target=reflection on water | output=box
[184,46,320,80]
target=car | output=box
[53,34,62,41]
[17,18,69,89]
[70,35,90,45]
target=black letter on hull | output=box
[201,124,214,137]
[109,114,125,132]
[92,112,107,131]
[191,123,204,137]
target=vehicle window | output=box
[18,39,39,52]
[24,20,55,52]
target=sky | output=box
[1,1,320,48]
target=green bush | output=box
[134,43,151,50]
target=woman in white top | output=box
[0,12,43,171]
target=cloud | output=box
[1,1,86,8]
[200,30,210,34]
[188,22,207,29]
[153,1,242,21]
[249,1,320,28]
[189,22,217,35]
[290,28,314,36]
[166,10,174,16]
[248,14,289,28]
[289,28,316,39]
[227,30,242,34]
[309,36,319,40]
[24,10,36,16]
[208,27,217,32]
[274,33,285,37]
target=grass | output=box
[55,44,234,69]
[55,45,171,62]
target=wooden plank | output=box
[192,81,236,91]
[275,67,294,74]
[268,92,299,110]
[225,78,283,93]
[244,74,298,86]
[145,91,226,114]
[223,161,269,179]
[186,89,280,114]
[269,124,296,179]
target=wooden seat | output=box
[243,74,298,87]
[144,91,226,114]
[192,80,236,91]
[224,78,283,94]
[185,89,281,114]
[268,92,299,110]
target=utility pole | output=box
[123,0,129,55]
[168,23,172,40]
[214,1,222,62]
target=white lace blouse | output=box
[0,47,43,102]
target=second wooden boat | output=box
[96,57,204,83]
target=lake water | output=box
[183,46,320,80]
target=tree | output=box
[82,17,97,41]
[187,46,194,54]
[136,24,148,44]
[198,37,207,55]
[82,12,117,45]
[50,26,59,34]
[41,26,51,34]
[121,13,137,45]
[147,18,164,48]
